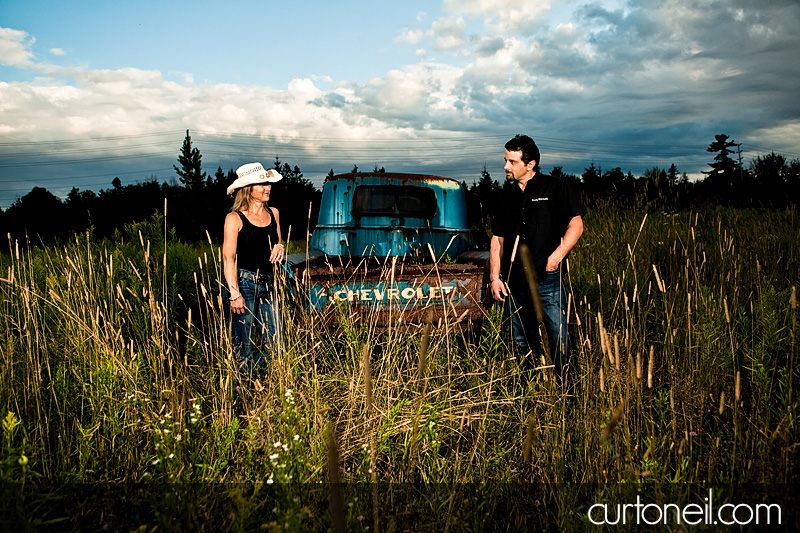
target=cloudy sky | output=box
[1,0,799,208]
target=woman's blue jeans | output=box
[223,270,281,379]
[506,270,571,383]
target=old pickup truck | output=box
[286,172,490,326]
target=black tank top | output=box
[236,209,279,275]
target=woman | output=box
[222,162,285,378]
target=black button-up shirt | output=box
[492,174,585,285]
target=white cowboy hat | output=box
[227,162,283,194]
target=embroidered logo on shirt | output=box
[531,197,549,202]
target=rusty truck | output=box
[286,172,490,326]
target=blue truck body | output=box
[287,172,490,325]
[310,172,476,257]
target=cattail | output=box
[647,346,654,388]
[724,298,730,324]
[735,371,741,403]
[719,391,725,415]
[362,344,372,416]
[598,313,610,363]
[791,286,797,309]
[601,400,625,442]
[643,442,653,460]
[599,366,605,392]
[652,264,666,293]
[523,415,534,464]
[614,334,621,372]
[636,352,642,382]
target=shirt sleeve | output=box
[491,187,508,237]
[561,179,586,219]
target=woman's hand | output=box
[270,243,285,263]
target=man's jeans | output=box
[506,270,571,382]
[224,270,281,379]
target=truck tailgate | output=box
[292,258,488,326]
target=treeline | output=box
[2,132,799,247]
[0,132,321,245]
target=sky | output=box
[1,0,799,208]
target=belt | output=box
[238,269,273,284]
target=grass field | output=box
[1,203,798,531]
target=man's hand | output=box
[545,253,561,272]
[490,278,508,301]
[230,294,246,315]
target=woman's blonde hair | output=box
[230,186,263,213]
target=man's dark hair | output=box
[505,134,541,171]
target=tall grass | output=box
[0,205,798,530]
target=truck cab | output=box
[311,172,475,257]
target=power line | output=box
[0,131,795,194]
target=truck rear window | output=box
[352,186,438,219]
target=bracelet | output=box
[489,277,502,283]
[230,294,242,302]
[275,243,284,248]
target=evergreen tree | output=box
[270,156,322,240]
[466,165,501,248]
[214,166,226,185]
[174,130,207,190]
[702,134,743,204]
[704,134,740,184]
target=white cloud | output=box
[396,29,425,44]
[430,17,467,50]
[1,0,799,205]
[50,47,67,56]
[0,27,35,67]
[443,0,550,35]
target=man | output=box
[489,135,585,386]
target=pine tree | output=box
[174,130,207,190]
[704,134,740,182]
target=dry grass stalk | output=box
[670,387,676,439]
[735,371,741,403]
[628,352,635,384]
[519,245,545,322]
[326,423,346,533]
[417,311,433,384]
[601,400,625,442]
[647,345,654,388]
[523,415,534,464]
[362,343,372,416]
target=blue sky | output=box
[1,0,799,208]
